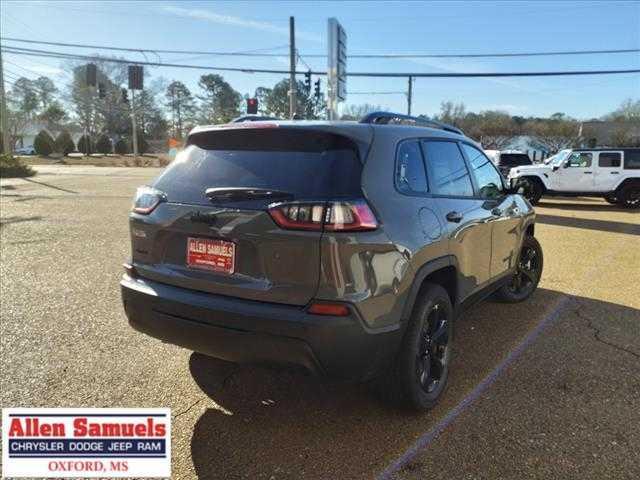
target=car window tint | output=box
[462,144,504,199]
[567,152,592,167]
[396,140,428,194]
[623,150,640,169]
[422,141,474,197]
[598,152,621,168]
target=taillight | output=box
[268,200,378,232]
[132,186,165,214]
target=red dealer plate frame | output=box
[186,237,235,274]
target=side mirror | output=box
[552,165,559,172]
[563,161,570,169]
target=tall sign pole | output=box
[289,16,296,119]
[0,46,11,154]
[407,76,413,116]
[327,18,347,120]
[131,89,138,161]
[128,65,143,159]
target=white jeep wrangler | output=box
[508,148,640,209]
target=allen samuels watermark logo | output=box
[2,408,171,478]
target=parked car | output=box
[14,146,36,155]
[508,148,640,208]
[121,112,542,411]
[484,149,533,177]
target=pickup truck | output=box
[508,148,640,208]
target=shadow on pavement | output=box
[22,177,78,194]
[186,289,638,479]
[0,215,43,229]
[536,213,640,236]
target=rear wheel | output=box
[519,177,543,205]
[386,283,453,411]
[603,192,619,204]
[620,184,640,209]
[494,236,543,303]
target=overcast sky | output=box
[2,0,639,119]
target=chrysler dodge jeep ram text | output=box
[121,112,543,410]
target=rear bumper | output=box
[120,275,402,381]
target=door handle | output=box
[584,171,593,174]
[446,211,463,223]
[610,171,620,174]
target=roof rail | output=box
[359,111,464,135]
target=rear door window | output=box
[422,140,474,197]
[461,144,504,199]
[598,152,621,167]
[396,140,428,194]
[154,129,363,206]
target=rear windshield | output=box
[153,129,363,205]
[499,153,532,167]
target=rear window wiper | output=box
[205,187,294,201]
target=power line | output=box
[3,45,640,78]
[350,91,406,95]
[3,36,640,59]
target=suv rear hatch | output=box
[130,125,369,306]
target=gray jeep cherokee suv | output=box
[121,112,543,410]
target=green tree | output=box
[34,130,55,156]
[198,74,242,124]
[39,102,68,129]
[262,79,325,119]
[54,131,75,155]
[165,81,196,138]
[77,134,93,155]
[95,134,113,154]
[8,77,40,118]
[33,76,58,110]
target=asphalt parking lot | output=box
[1,165,639,479]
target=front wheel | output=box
[603,193,619,204]
[620,184,640,209]
[494,236,544,303]
[386,283,454,411]
[519,178,543,205]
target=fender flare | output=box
[519,174,550,190]
[614,177,640,192]
[400,255,457,323]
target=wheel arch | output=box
[521,174,549,191]
[614,177,640,193]
[401,256,458,323]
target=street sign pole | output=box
[131,89,138,160]
[289,16,297,119]
[407,76,413,115]
[327,18,346,120]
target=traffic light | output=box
[314,79,321,101]
[246,97,258,114]
[98,83,106,99]
[128,65,143,90]
[121,88,129,104]
[86,63,97,87]
[304,70,311,93]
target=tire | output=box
[603,193,619,204]
[619,184,640,209]
[385,283,454,411]
[494,236,544,303]
[520,177,543,205]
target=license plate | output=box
[186,237,235,274]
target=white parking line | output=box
[377,295,572,480]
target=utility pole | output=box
[0,46,11,154]
[407,76,413,116]
[131,89,138,160]
[289,16,296,119]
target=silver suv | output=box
[121,112,543,410]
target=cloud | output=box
[162,5,321,43]
[28,65,64,76]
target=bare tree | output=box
[526,117,583,152]
[340,103,384,120]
